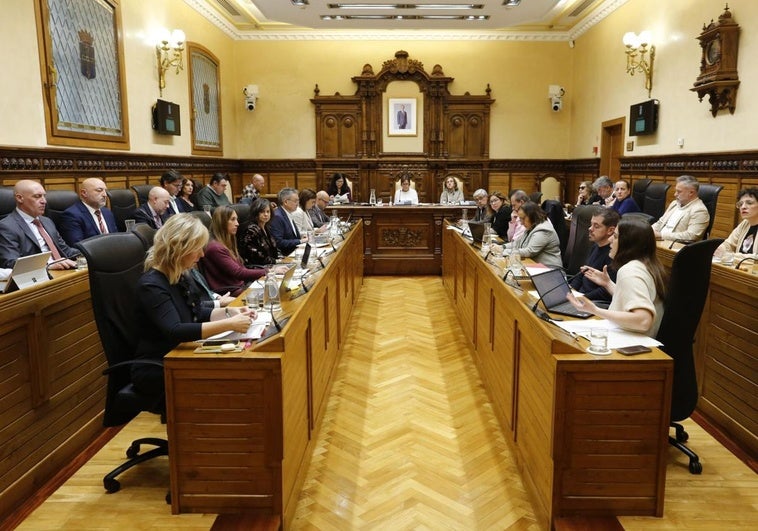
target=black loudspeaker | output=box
[629,99,659,136]
[152,99,181,136]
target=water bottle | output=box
[263,270,281,311]
[369,189,377,205]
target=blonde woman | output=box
[132,214,253,396]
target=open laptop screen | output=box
[529,268,570,309]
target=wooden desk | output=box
[330,204,475,275]
[656,243,758,460]
[0,269,106,523]
[164,222,364,527]
[443,226,673,528]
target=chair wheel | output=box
[104,477,121,493]
[689,459,703,474]
[126,443,140,458]
[677,430,689,442]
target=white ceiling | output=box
[187,0,626,39]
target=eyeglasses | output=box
[736,199,757,208]
[489,198,501,204]
[578,186,586,190]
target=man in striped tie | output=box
[0,180,80,269]
[59,178,118,245]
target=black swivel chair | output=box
[231,202,251,228]
[529,191,543,204]
[563,205,596,275]
[642,182,670,222]
[655,237,723,475]
[541,199,569,257]
[44,189,79,227]
[131,184,154,206]
[189,210,212,229]
[632,178,651,212]
[0,186,16,219]
[76,233,168,493]
[622,211,655,224]
[107,189,138,232]
[697,184,723,239]
[132,223,156,250]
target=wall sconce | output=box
[623,31,655,97]
[156,28,185,96]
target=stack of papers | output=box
[555,319,662,349]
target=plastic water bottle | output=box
[263,270,281,311]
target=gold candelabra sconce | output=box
[623,31,655,97]
[156,29,185,96]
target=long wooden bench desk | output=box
[656,242,757,462]
[163,221,363,527]
[443,225,673,529]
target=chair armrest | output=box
[103,359,164,375]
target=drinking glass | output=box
[125,219,136,231]
[588,328,610,355]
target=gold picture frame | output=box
[188,43,223,156]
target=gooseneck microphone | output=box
[530,281,568,322]
[735,256,756,270]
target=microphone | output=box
[316,252,326,269]
[530,280,568,322]
[669,238,693,249]
[735,256,756,270]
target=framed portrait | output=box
[388,98,417,136]
[35,0,130,150]
[188,43,223,155]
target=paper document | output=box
[555,319,662,349]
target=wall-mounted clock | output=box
[691,5,740,117]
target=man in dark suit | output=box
[0,180,79,269]
[309,190,331,228]
[269,187,306,256]
[58,178,118,245]
[397,104,408,129]
[132,187,171,229]
[160,169,190,215]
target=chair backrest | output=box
[656,238,723,422]
[698,184,723,239]
[394,178,417,191]
[131,223,156,250]
[0,186,16,220]
[189,210,212,229]
[539,176,561,203]
[563,205,596,274]
[642,182,670,222]
[231,203,251,228]
[541,199,569,256]
[529,191,543,204]
[44,190,79,227]
[76,232,148,426]
[107,189,138,232]
[622,211,655,225]
[632,179,651,212]
[131,184,154,206]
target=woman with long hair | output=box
[327,173,352,203]
[133,214,253,396]
[504,201,563,269]
[200,206,266,296]
[440,176,464,204]
[575,181,592,207]
[568,217,667,336]
[176,177,196,212]
[488,191,511,240]
[238,198,279,267]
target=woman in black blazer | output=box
[488,191,512,240]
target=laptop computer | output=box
[0,252,52,294]
[467,221,486,244]
[528,267,592,319]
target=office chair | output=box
[697,184,723,239]
[642,182,670,222]
[231,202,251,228]
[76,233,168,493]
[44,189,79,227]
[189,210,212,229]
[106,189,138,232]
[0,186,15,219]
[529,191,543,204]
[655,237,723,474]
[622,211,655,224]
[541,199,569,256]
[131,184,154,206]
[632,178,651,212]
[563,205,596,275]
[131,223,156,250]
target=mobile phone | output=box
[617,345,652,356]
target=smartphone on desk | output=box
[617,345,652,356]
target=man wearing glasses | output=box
[269,187,307,256]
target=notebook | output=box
[0,252,52,293]
[529,267,592,319]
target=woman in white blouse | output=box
[394,174,419,205]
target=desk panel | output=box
[165,222,363,527]
[445,226,672,528]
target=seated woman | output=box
[291,188,327,235]
[132,214,254,396]
[714,187,758,260]
[567,217,667,337]
[327,173,352,204]
[440,176,464,204]
[394,174,419,205]
[609,180,640,215]
[504,201,563,269]
[488,191,511,240]
[575,181,592,207]
[238,198,279,267]
[176,177,196,212]
[200,206,266,296]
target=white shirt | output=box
[17,208,50,253]
[394,189,419,205]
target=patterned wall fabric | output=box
[191,51,221,149]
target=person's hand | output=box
[713,246,724,258]
[226,307,255,333]
[580,265,612,290]
[566,293,598,315]
[653,229,662,240]
[490,243,504,256]
[48,258,77,270]
[273,265,290,275]
[315,225,328,234]
[218,292,235,307]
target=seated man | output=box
[310,190,331,228]
[471,188,492,222]
[652,174,710,242]
[269,187,307,256]
[588,175,614,206]
[161,169,189,215]
[132,187,171,229]
[569,208,620,303]
[0,179,79,269]
[196,173,232,212]
[58,177,118,245]
[240,173,265,204]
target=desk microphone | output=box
[331,241,338,253]
[316,252,326,269]
[530,281,568,322]
[669,238,693,250]
[735,256,756,270]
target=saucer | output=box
[587,347,612,356]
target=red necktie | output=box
[32,218,62,260]
[95,209,106,233]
